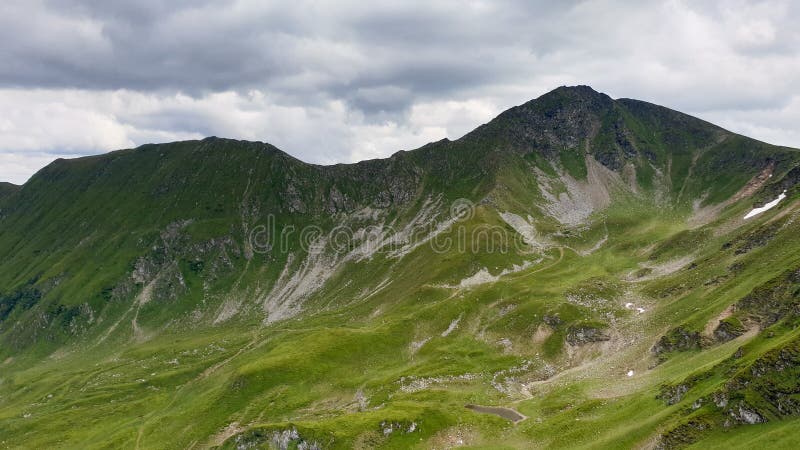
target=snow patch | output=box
[744,190,787,219]
[689,163,775,227]
[623,302,645,314]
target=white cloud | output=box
[0,90,135,152]
[696,94,800,148]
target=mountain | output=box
[1,86,800,449]
[0,182,18,200]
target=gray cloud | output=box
[1,0,800,183]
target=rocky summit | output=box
[2,86,800,449]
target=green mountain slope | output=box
[1,86,800,449]
[0,182,18,200]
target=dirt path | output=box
[198,332,260,380]
[703,305,734,336]
[199,422,245,449]
[509,246,566,280]
[135,330,262,449]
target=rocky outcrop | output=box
[655,416,714,450]
[730,222,780,255]
[713,317,746,343]
[657,335,800,448]
[658,383,690,406]
[657,371,712,406]
[468,85,613,157]
[652,327,702,357]
[735,266,800,327]
[232,427,325,450]
[0,283,41,324]
[566,323,610,345]
[762,165,800,201]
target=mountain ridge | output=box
[6,85,794,219]
[0,85,757,188]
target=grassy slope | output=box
[3,194,798,449]
[0,182,18,200]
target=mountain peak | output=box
[527,84,614,110]
[461,84,734,173]
[548,84,606,97]
[465,84,615,154]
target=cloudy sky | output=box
[1,0,799,184]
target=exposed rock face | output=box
[543,314,562,328]
[464,86,610,155]
[592,112,640,171]
[372,176,417,208]
[764,165,800,200]
[379,420,419,436]
[151,263,187,302]
[713,318,746,343]
[657,370,714,407]
[116,222,240,307]
[233,427,323,450]
[735,266,800,327]
[727,403,765,425]
[1,85,790,355]
[726,222,780,255]
[658,383,690,406]
[655,417,714,450]
[325,185,350,214]
[0,284,41,324]
[566,323,610,345]
[657,335,800,448]
[652,327,702,356]
[725,338,800,417]
[283,182,307,214]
